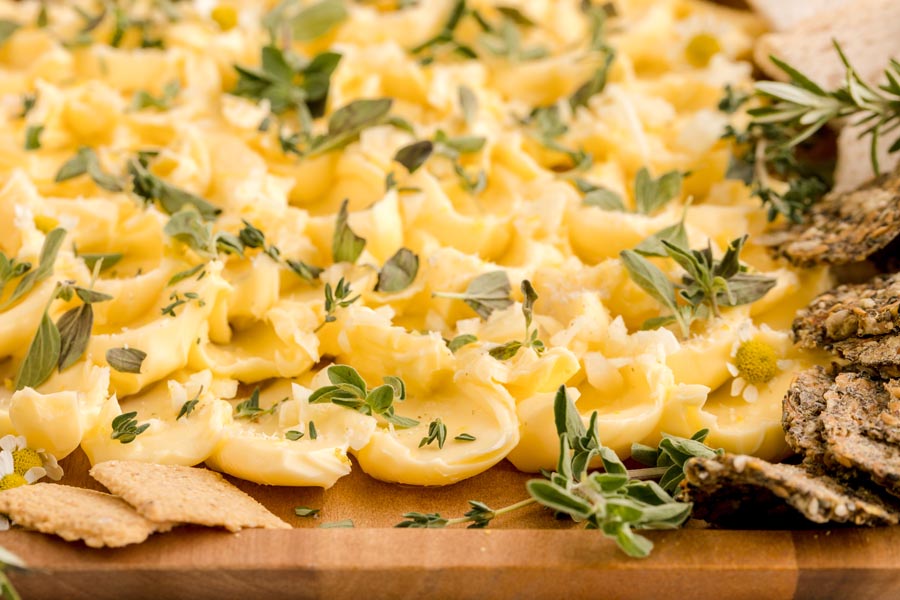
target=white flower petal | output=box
[0,436,18,454]
[731,377,746,396]
[0,451,14,477]
[726,362,739,377]
[23,466,46,484]
[39,451,64,481]
[743,385,759,403]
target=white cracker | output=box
[90,460,291,532]
[0,483,169,548]
[747,0,851,31]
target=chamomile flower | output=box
[0,435,63,482]
[726,322,795,404]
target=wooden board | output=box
[2,450,900,599]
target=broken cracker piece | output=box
[90,461,290,532]
[783,367,835,466]
[832,335,900,377]
[768,166,900,268]
[822,372,900,496]
[793,273,900,349]
[682,454,899,527]
[0,483,169,548]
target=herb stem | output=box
[443,497,537,527]
[625,466,669,480]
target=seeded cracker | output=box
[831,335,900,377]
[682,454,899,527]
[0,483,169,548]
[90,461,290,531]
[793,273,900,349]
[768,166,900,268]
[783,367,836,467]
[821,372,900,496]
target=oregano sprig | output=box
[308,365,418,428]
[433,270,513,320]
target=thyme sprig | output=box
[396,386,713,558]
[489,280,545,360]
[308,364,418,428]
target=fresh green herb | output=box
[105,347,147,374]
[375,248,419,293]
[239,220,281,261]
[234,388,283,420]
[419,418,447,449]
[446,334,477,353]
[232,45,341,118]
[55,304,93,372]
[19,92,37,118]
[634,167,684,215]
[579,178,626,212]
[753,43,900,177]
[410,0,475,62]
[308,420,318,439]
[433,270,513,320]
[309,365,418,428]
[459,85,477,124]
[0,544,24,600]
[393,141,433,173]
[307,98,393,156]
[14,311,59,391]
[0,20,19,46]
[294,506,320,517]
[620,235,776,338]
[0,253,31,300]
[55,147,123,192]
[478,8,547,62]
[286,430,304,441]
[569,49,615,110]
[1,228,66,311]
[24,124,43,150]
[15,280,112,390]
[454,433,476,442]
[177,394,200,420]
[332,199,366,264]
[292,0,347,40]
[161,291,190,317]
[319,518,353,528]
[285,259,323,283]
[525,105,592,171]
[110,411,150,444]
[397,499,515,529]
[631,429,723,494]
[633,203,690,257]
[385,171,397,191]
[489,280,544,360]
[168,264,206,286]
[433,130,486,157]
[718,84,749,115]
[317,277,360,331]
[78,252,123,273]
[131,81,180,111]
[129,156,221,220]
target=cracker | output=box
[783,366,835,466]
[832,335,900,377]
[0,483,168,548]
[769,166,900,268]
[754,0,900,91]
[746,0,850,32]
[90,461,290,531]
[793,273,900,348]
[682,454,899,527]
[821,372,900,496]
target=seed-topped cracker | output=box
[682,454,899,527]
[793,273,900,349]
[831,335,900,377]
[0,483,170,548]
[783,366,835,466]
[90,461,291,532]
[821,372,900,496]
[767,166,900,268]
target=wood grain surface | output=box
[1,450,898,599]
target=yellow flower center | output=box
[685,33,721,68]
[12,448,42,476]
[734,340,779,385]
[0,473,27,490]
[33,215,59,234]
[211,5,238,31]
